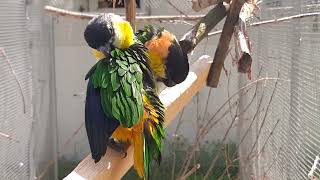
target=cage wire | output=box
[0,1,34,180]
[1,0,320,179]
[0,0,57,180]
[239,0,320,179]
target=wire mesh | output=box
[1,0,320,179]
[239,0,320,179]
[0,0,57,180]
[0,1,33,179]
[46,0,320,179]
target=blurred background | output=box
[0,0,320,179]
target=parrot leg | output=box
[107,138,130,158]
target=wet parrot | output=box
[83,13,165,179]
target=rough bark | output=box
[234,19,252,79]
[207,0,246,87]
[179,2,230,54]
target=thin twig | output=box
[36,161,55,180]
[200,77,288,138]
[201,88,213,124]
[247,75,279,157]
[203,103,240,180]
[229,70,265,159]
[0,131,19,143]
[248,119,281,161]
[227,71,234,121]
[262,147,282,179]
[44,5,204,21]
[58,122,85,154]
[171,108,185,180]
[208,12,320,36]
[179,98,238,178]
[0,48,26,113]
[179,77,288,177]
[178,164,201,180]
[220,68,263,171]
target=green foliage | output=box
[57,139,238,180]
[123,138,239,180]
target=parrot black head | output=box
[163,40,189,87]
[84,13,134,57]
[141,27,189,87]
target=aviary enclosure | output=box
[0,0,320,180]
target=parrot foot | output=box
[108,138,129,158]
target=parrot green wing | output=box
[90,45,148,128]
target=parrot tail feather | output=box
[143,117,165,179]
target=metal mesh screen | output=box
[0,1,57,180]
[0,1,33,179]
[2,0,317,179]
[239,0,320,179]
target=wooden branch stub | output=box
[234,19,252,79]
[233,2,255,79]
[125,0,136,30]
[63,56,213,180]
[179,2,230,54]
[207,0,245,88]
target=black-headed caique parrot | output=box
[83,13,165,179]
[136,25,189,87]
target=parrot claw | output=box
[107,138,129,158]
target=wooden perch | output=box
[63,56,213,180]
[207,0,245,88]
[179,2,230,54]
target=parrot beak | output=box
[98,45,111,56]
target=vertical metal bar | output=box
[288,0,302,178]
[48,16,59,180]
[125,0,136,31]
[237,73,247,180]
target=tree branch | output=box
[179,2,230,54]
[207,0,245,87]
